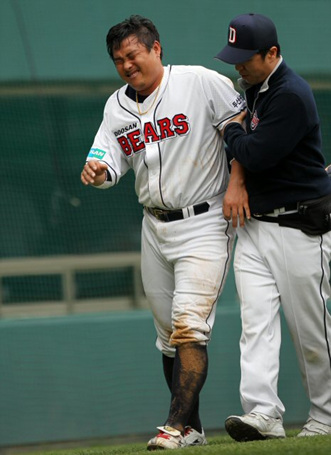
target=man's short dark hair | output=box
[106,15,163,60]
[258,44,281,60]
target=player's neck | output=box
[125,85,148,102]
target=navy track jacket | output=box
[224,60,331,214]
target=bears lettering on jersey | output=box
[115,114,190,157]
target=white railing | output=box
[0,252,147,318]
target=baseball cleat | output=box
[147,425,186,450]
[225,412,286,442]
[184,426,207,446]
[297,418,331,437]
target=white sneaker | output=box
[298,418,331,437]
[225,412,286,442]
[147,426,186,450]
[184,426,207,446]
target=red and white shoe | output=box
[147,426,186,450]
[184,426,207,446]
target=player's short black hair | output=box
[106,15,163,60]
[258,44,281,59]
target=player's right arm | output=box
[81,93,131,189]
[81,159,109,186]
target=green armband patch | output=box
[88,148,106,159]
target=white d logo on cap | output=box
[229,27,236,43]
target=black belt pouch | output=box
[277,193,331,235]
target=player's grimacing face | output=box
[112,35,163,96]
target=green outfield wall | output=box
[1,0,331,81]
[0,307,309,448]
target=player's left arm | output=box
[223,159,251,227]
[199,69,249,224]
[199,68,246,127]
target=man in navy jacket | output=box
[216,13,331,441]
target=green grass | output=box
[22,430,331,455]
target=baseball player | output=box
[215,13,331,441]
[80,15,245,450]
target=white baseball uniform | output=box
[86,65,245,356]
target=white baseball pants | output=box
[141,195,235,357]
[234,218,331,424]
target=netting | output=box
[1,0,331,313]
[0,82,146,309]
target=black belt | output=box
[253,203,299,220]
[147,202,210,222]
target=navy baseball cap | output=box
[215,13,279,64]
